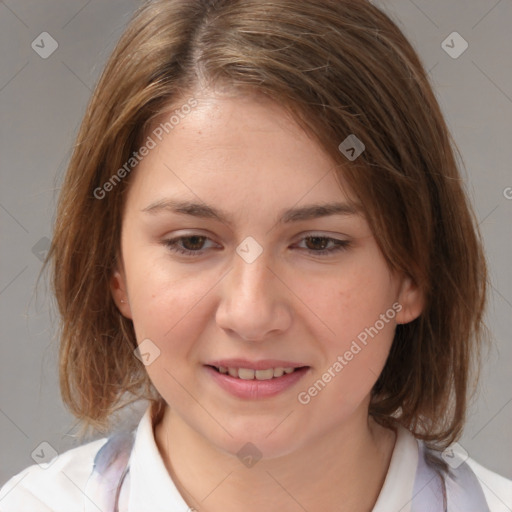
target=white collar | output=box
[127,404,189,511]
[372,423,419,512]
[126,404,419,511]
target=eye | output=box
[295,235,350,256]
[161,233,350,258]
[162,235,217,257]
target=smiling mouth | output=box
[207,365,308,380]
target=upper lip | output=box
[206,359,308,370]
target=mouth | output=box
[206,365,307,380]
[204,360,310,399]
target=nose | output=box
[215,249,292,342]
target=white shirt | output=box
[1,404,511,511]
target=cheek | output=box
[124,251,223,360]
[294,248,397,345]
[125,258,218,403]
[292,250,397,401]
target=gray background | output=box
[1,0,511,487]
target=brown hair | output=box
[42,0,489,448]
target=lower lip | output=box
[204,365,310,399]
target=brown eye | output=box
[297,236,350,256]
[162,235,214,256]
[304,236,330,251]
[179,235,207,251]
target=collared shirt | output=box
[1,404,511,511]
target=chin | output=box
[204,419,306,462]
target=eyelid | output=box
[161,231,351,258]
[293,230,349,241]
[162,230,348,245]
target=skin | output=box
[110,89,424,512]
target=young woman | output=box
[1,0,510,511]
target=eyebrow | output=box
[141,198,360,226]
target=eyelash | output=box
[161,234,350,257]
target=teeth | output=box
[273,367,284,377]
[255,368,274,380]
[238,368,255,380]
[216,366,299,380]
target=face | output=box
[111,90,423,458]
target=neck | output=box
[154,404,396,512]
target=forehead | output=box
[127,92,359,215]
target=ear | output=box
[110,260,133,320]
[395,274,424,325]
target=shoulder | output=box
[418,439,512,512]
[396,428,512,512]
[465,457,512,512]
[0,436,108,512]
